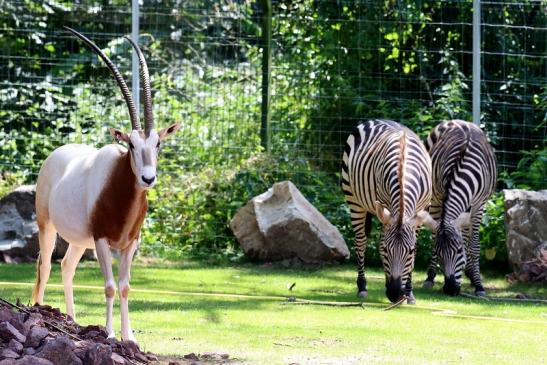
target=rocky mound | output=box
[0,299,157,365]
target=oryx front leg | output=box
[61,245,86,321]
[119,240,138,343]
[95,238,116,339]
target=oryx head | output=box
[66,27,180,189]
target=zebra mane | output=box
[397,130,407,225]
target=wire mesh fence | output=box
[0,0,545,260]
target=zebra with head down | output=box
[341,119,432,303]
[421,120,497,296]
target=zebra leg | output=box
[423,204,441,289]
[466,209,486,296]
[405,273,416,304]
[423,252,438,289]
[353,211,370,299]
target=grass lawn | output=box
[0,260,545,365]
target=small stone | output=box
[25,326,48,348]
[14,355,54,365]
[146,353,158,361]
[35,336,82,365]
[0,348,19,359]
[22,348,36,356]
[183,353,199,360]
[110,353,125,365]
[0,322,26,343]
[84,343,113,365]
[0,307,14,322]
[8,339,23,354]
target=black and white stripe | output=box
[342,119,432,303]
[421,120,497,296]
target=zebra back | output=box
[427,120,497,223]
[342,119,431,223]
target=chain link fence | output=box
[1,0,545,260]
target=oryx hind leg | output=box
[32,220,57,305]
[61,244,87,320]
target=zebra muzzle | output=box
[443,275,461,296]
[385,277,404,303]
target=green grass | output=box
[0,261,545,365]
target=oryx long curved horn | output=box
[64,26,141,131]
[124,36,154,137]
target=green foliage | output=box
[0,172,25,199]
[480,192,507,266]
[500,148,547,191]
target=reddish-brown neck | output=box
[90,151,148,249]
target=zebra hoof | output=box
[357,291,368,299]
[422,280,434,289]
[475,290,487,297]
[406,295,416,305]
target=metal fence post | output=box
[472,0,481,126]
[132,0,140,116]
[260,0,272,152]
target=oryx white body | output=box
[31,27,180,343]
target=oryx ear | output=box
[415,210,438,232]
[375,201,392,225]
[109,128,130,143]
[158,122,181,140]
[454,212,471,231]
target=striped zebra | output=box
[341,120,432,303]
[421,120,497,296]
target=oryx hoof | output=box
[422,280,434,289]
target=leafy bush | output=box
[0,172,25,199]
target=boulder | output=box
[504,189,547,269]
[230,181,350,265]
[0,185,94,263]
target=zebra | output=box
[341,119,432,303]
[420,120,497,296]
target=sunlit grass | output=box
[0,260,545,365]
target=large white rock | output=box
[230,181,350,264]
[504,189,547,269]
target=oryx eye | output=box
[156,142,160,148]
[128,142,134,149]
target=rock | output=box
[0,322,26,343]
[35,336,82,365]
[0,185,95,263]
[8,339,23,354]
[0,307,13,322]
[0,348,19,359]
[84,344,113,365]
[110,353,125,365]
[230,181,350,265]
[25,326,48,348]
[504,189,547,269]
[14,355,53,365]
[22,349,35,356]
